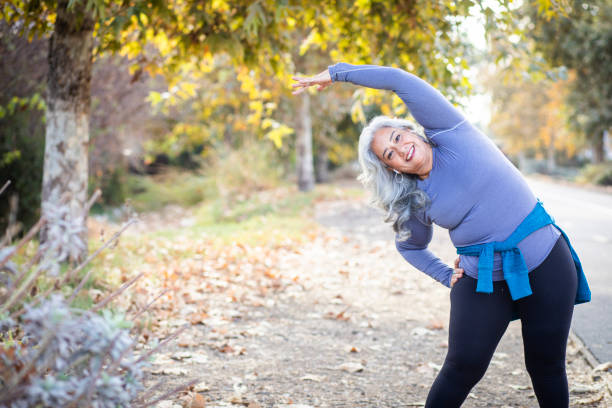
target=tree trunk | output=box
[41,0,94,263]
[592,131,605,164]
[546,130,556,174]
[315,144,330,183]
[296,92,314,191]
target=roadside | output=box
[131,186,611,408]
[527,172,612,196]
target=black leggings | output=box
[426,237,578,407]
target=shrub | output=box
[207,139,284,199]
[0,194,191,407]
[576,162,612,186]
[1,296,146,407]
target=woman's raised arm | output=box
[292,63,465,132]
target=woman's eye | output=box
[388,152,393,160]
[395,134,400,143]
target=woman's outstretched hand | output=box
[450,256,464,288]
[291,69,332,95]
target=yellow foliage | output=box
[211,0,231,12]
[488,69,580,159]
[265,123,294,148]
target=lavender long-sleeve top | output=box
[328,63,561,287]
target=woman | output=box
[292,63,590,407]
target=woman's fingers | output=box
[454,256,460,269]
[291,78,313,95]
[291,71,331,95]
[291,87,306,95]
[450,267,464,287]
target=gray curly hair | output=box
[357,116,434,241]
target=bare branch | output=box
[0,217,46,270]
[90,271,143,313]
[136,324,189,364]
[0,261,48,314]
[66,218,136,300]
[85,188,102,213]
[10,278,60,319]
[137,378,200,408]
[0,180,11,196]
[131,379,165,405]
[129,289,170,323]
[8,248,44,299]
[0,224,22,247]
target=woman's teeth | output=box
[406,145,415,161]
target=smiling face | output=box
[370,126,433,179]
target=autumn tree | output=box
[2,0,298,261]
[487,69,579,172]
[527,0,612,162]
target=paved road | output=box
[526,177,612,364]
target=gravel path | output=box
[145,196,611,408]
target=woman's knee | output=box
[524,347,566,378]
[442,353,490,386]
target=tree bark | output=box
[315,144,330,183]
[296,92,314,192]
[592,131,605,164]
[41,0,94,262]
[546,130,556,174]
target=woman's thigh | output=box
[517,237,578,360]
[447,276,514,369]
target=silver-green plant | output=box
[0,187,195,407]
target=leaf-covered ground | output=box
[90,185,611,408]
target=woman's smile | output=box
[405,144,415,161]
[370,126,433,178]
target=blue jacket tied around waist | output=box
[456,201,591,304]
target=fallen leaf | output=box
[576,393,604,405]
[570,383,599,394]
[344,345,359,353]
[335,362,364,373]
[229,395,249,405]
[171,351,192,361]
[151,367,188,376]
[593,361,612,373]
[426,320,444,330]
[300,374,325,382]
[189,393,206,408]
[192,381,210,392]
[218,344,235,354]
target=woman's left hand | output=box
[291,69,332,95]
[450,256,464,287]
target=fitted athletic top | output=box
[328,62,561,287]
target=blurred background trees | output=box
[1,0,611,256]
[486,0,612,178]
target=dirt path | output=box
[145,197,610,408]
